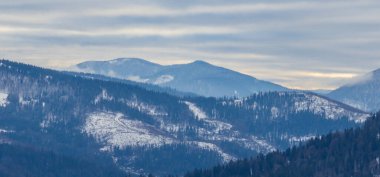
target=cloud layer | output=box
[1,0,380,89]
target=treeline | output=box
[184,112,380,177]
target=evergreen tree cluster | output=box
[0,144,124,177]
[185,112,380,177]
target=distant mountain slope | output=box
[328,68,380,112]
[0,60,369,175]
[71,58,288,97]
[185,112,380,177]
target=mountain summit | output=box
[71,58,288,97]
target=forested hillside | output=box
[185,112,380,177]
[0,60,370,175]
[0,144,124,177]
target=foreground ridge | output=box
[185,112,380,177]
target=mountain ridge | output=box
[71,58,288,97]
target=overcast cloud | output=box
[1,0,380,89]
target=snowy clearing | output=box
[83,112,173,150]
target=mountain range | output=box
[73,58,380,114]
[71,58,288,97]
[0,60,370,176]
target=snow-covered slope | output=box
[328,68,380,112]
[71,58,288,97]
[292,93,367,123]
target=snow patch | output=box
[192,141,236,162]
[18,96,39,106]
[126,75,149,83]
[204,119,233,133]
[184,101,208,120]
[0,92,9,107]
[234,99,243,106]
[288,135,316,143]
[94,89,114,104]
[249,136,276,152]
[271,107,279,118]
[45,75,53,80]
[281,134,318,146]
[159,123,183,134]
[122,97,168,117]
[153,75,174,85]
[40,113,58,128]
[222,98,246,107]
[0,129,14,133]
[100,146,112,152]
[83,112,173,149]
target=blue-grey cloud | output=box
[1,0,380,89]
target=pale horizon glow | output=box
[1,0,380,90]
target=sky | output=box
[1,0,380,90]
